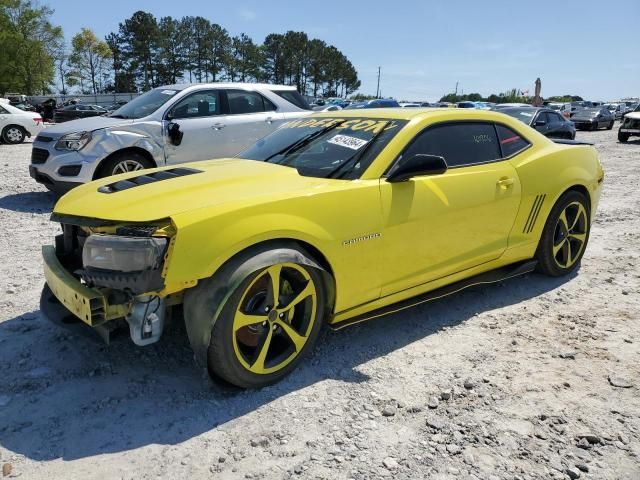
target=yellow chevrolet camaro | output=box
[41,109,604,388]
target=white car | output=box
[29,83,312,193]
[0,101,44,144]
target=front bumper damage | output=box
[40,228,170,346]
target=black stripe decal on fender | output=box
[523,195,542,233]
[526,194,546,233]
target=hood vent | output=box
[98,167,202,194]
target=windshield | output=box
[501,109,536,125]
[110,88,179,119]
[240,117,407,179]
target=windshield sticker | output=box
[519,112,533,117]
[161,90,177,95]
[327,134,369,150]
[283,118,401,134]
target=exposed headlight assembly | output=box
[55,131,92,151]
[82,235,167,272]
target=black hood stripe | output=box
[98,167,202,194]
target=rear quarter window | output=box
[272,90,311,110]
[496,124,530,158]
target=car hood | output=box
[43,116,135,135]
[571,111,599,120]
[53,158,340,223]
[625,112,640,120]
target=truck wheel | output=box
[95,151,153,179]
[535,191,590,277]
[2,125,25,144]
[185,244,328,388]
[618,132,629,143]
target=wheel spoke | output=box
[234,310,265,332]
[284,281,314,310]
[553,238,567,257]
[275,319,306,352]
[569,205,586,231]
[132,162,144,171]
[251,328,273,372]
[563,239,573,267]
[568,232,586,244]
[558,209,569,232]
[266,265,282,308]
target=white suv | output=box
[29,83,312,193]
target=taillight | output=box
[33,117,42,124]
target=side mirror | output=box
[387,154,447,183]
[534,120,546,126]
[167,122,183,146]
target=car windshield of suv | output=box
[110,88,179,119]
[240,117,408,179]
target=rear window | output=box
[496,124,530,158]
[272,90,311,110]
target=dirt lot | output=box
[0,128,638,480]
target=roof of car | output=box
[158,82,298,91]
[308,107,532,121]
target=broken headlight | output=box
[82,235,167,272]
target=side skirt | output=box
[329,259,537,331]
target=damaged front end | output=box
[41,214,178,346]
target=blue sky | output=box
[49,0,639,101]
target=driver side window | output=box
[169,91,220,119]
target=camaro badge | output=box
[342,233,381,246]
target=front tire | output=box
[186,246,327,388]
[536,191,590,277]
[618,131,629,142]
[2,125,26,144]
[95,151,153,179]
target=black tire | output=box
[535,190,591,277]
[618,131,629,143]
[95,150,154,179]
[591,122,598,131]
[185,244,328,388]
[607,121,614,130]
[2,125,26,144]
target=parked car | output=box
[53,104,108,123]
[492,103,531,110]
[499,107,576,139]
[344,99,400,109]
[456,101,477,108]
[618,103,640,142]
[0,102,44,144]
[621,103,638,119]
[40,108,604,388]
[570,107,615,131]
[604,103,626,120]
[313,104,342,111]
[546,102,579,118]
[30,83,312,193]
[399,102,422,108]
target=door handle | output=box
[265,117,273,124]
[497,177,515,188]
[211,123,225,130]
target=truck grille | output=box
[31,148,50,164]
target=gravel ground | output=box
[0,128,638,480]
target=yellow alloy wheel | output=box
[552,201,588,269]
[231,263,318,375]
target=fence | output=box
[26,93,140,108]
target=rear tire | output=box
[618,132,629,143]
[607,121,614,130]
[2,125,26,144]
[95,151,154,179]
[535,191,590,277]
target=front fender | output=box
[90,123,165,167]
[182,242,334,366]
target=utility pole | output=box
[455,81,458,96]
[376,66,381,98]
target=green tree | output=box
[0,0,63,95]
[156,16,187,84]
[68,28,112,94]
[119,10,160,90]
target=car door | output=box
[218,89,286,157]
[533,112,552,136]
[164,89,229,164]
[0,105,9,130]
[378,121,523,296]
[545,112,565,138]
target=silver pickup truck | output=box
[29,83,312,193]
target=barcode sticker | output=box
[327,134,368,150]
